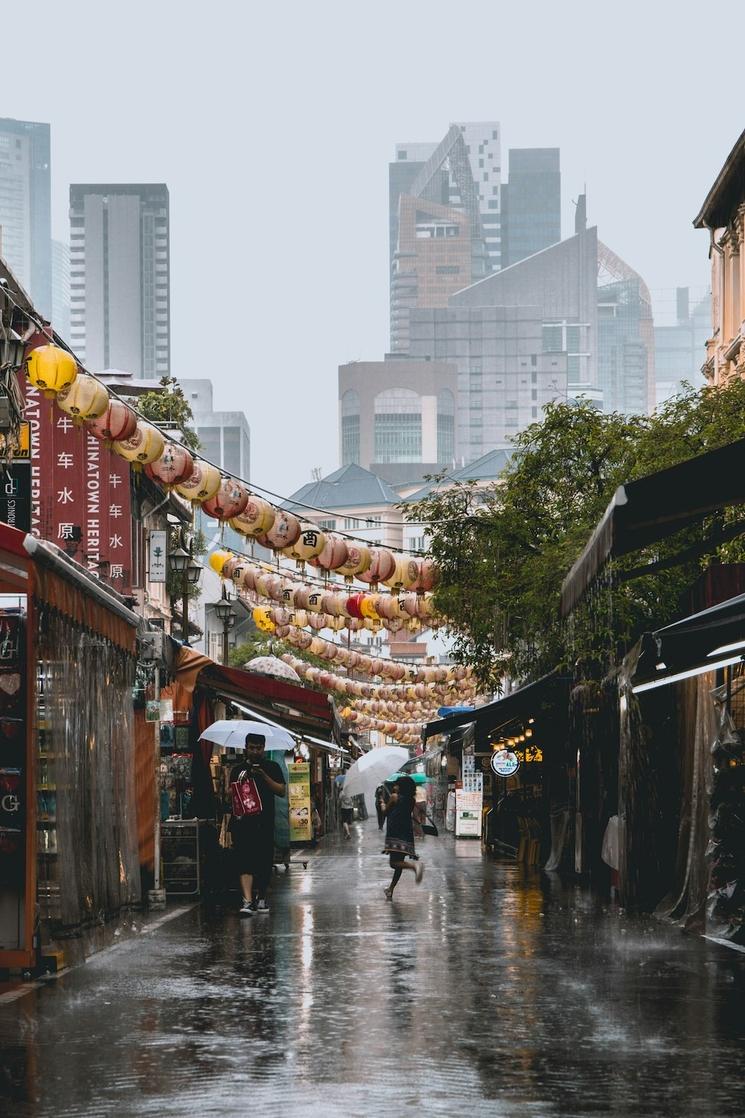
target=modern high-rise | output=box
[51,239,70,339]
[389,124,493,352]
[69,184,170,377]
[180,378,251,481]
[0,117,51,315]
[596,241,655,415]
[500,148,561,268]
[652,286,710,407]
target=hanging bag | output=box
[422,811,439,837]
[230,770,263,818]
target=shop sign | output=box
[456,771,483,838]
[288,762,312,842]
[148,530,168,583]
[0,598,27,948]
[491,749,521,777]
[0,463,31,532]
[23,383,132,593]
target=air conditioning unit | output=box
[139,630,164,662]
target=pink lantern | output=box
[310,534,349,572]
[86,399,137,444]
[146,443,194,488]
[274,625,291,638]
[415,557,438,593]
[239,567,257,592]
[202,478,249,521]
[222,556,241,581]
[265,511,301,551]
[358,548,396,586]
[308,613,326,630]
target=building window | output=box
[374,388,422,463]
[319,519,336,531]
[341,389,360,465]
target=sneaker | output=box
[239,900,253,917]
[255,899,270,913]
[415,861,425,885]
[383,887,393,901]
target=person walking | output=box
[230,733,286,916]
[382,776,424,900]
[339,786,354,839]
[375,782,390,829]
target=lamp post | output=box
[213,586,236,665]
[169,541,202,646]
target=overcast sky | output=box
[4,1,743,496]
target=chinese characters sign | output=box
[22,384,132,593]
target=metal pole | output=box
[222,622,229,666]
[147,666,166,908]
[182,570,189,647]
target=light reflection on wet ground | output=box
[1,824,744,1116]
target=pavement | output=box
[1,822,745,1117]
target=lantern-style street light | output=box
[212,585,236,665]
[169,540,201,646]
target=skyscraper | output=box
[51,239,70,339]
[500,148,561,268]
[389,124,493,351]
[69,184,170,377]
[0,117,52,315]
[652,287,710,406]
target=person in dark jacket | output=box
[230,733,286,916]
[382,776,424,900]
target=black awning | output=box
[423,671,570,743]
[633,591,745,686]
[560,436,745,618]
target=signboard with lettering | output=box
[288,762,312,842]
[456,769,483,838]
[22,382,132,594]
[0,464,31,532]
[490,749,521,778]
[148,529,167,583]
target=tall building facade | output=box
[0,117,51,314]
[389,124,493,352]
[653,286,710,406]
[500,148,561,268]
[338,357,458,486]
[69,184,170,377]
[51,239,70,339]
[596,241,655,415]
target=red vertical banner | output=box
[22,380,133,595]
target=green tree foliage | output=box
[407,381,745,688]
[138,375,201,452]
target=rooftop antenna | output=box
[311,466,322,481]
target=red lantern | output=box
[346,593,365,620]
[86,399,137,444]
[146,443,194,487]
[202,478,249,521]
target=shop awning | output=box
[230,699,348,754]
[423,671,571,743]
[559,437,745,618]
[632,591,745,692]
[175,648,338,740]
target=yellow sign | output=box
[0,421,30,459]
[288,762,312,842]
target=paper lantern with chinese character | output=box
[86,399,138,444]
[56,373,109,423]
[222,556,241,581]
[265,510,301,551]
[27,344,78,398]
[113,421,165,466]
[252,607,276,633]
[286,525,326,564]
[310,534,349,572]
[357,547,396,586]
[146,442,194,487]
[383,556,420,591]
[230,497,276,538]
[175,460,222,503]
[202,477,249,521]
[306,589,325,614]
[336,543,371,581]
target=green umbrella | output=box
[386,771,428,785]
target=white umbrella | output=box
[198,719,295,752]
[342,746,409,813]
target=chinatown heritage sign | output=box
[23,383,132,593]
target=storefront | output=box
[0,524,140,972]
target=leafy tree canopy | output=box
[406,381,745,689]
[138,375,201,452]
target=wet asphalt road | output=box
[1,823,745,1117]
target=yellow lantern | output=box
[383,555,420,591]
[113,421,165,465]
[175,461,222,503]
[56,373,109,423]
[230,497,276,537]
[26,344,78,398]
[286,525,327,565]
[360,595,380,621]
[252,607,276,633]
[209,550,233,576]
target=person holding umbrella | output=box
[382,775,424,900]
[230,732,286,916]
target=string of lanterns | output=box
[278,652,476,702]
[25,345,437,568]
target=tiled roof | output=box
[403,447,514,502]
[285,464,401,512]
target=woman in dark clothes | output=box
[382,776,425,900]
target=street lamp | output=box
[169,542,201,646]
[213,586,236,665]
